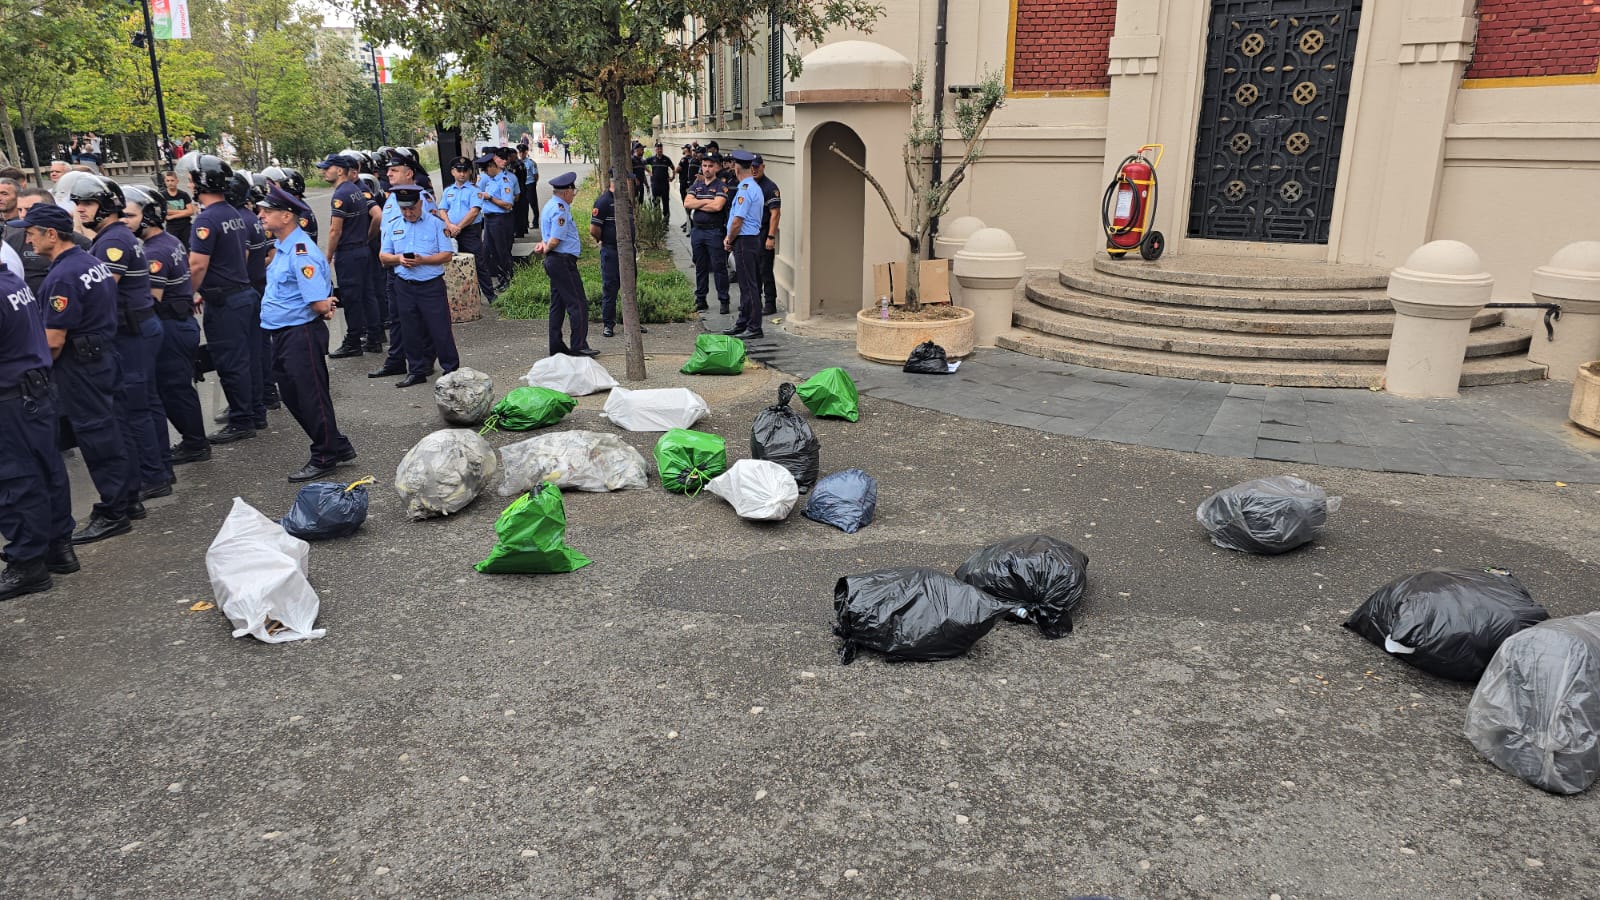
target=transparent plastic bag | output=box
[520,354,620,396]
[206,498,325,643]
[706,459,799,521]
[498,430,649,497]
[1196,475,1341,554]
[434,367,496,425]
[394,428,500,519]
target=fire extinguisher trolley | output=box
[1101,144,1165,260]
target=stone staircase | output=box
[996,255,1545,388]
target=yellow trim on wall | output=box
[1004,0,1114,100]
[1462,59,1600,90]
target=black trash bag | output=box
[1466,614,1600,795]
[804,468,878,533]
[751,382,820,493]
[279,478,373,541]
[833,567,1013,664]
[1343,567,1548,681]
[903,340,951,374]
[956,535,1090,639]
[1195,475,1340,555]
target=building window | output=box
[707,49,719,122]
[730,41,744,112]
[767,8,784,103]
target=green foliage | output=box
[58,10,219,139]
[495,259,697,325]
[633,200,667,253]
[344,79,431,150]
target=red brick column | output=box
[1466,0,1600,80]
[1009,0,1118,94]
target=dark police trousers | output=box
[394,275,459,377]
[760,243,778,312]
[56,341,132,521]
[254,278,278,402]
[543,252,588,354]
[0,370,74,562]
[600,243,621,329]
[483,213,514,288]
[365,237,387,345]
[155,308,207,450]
[456,222,495,303]
[270,317,355,467]
[382,270,429,371]
[114,311,170,490]
[731,234,764,334]
[202,285,263,430]
[332,247,374,349]
[690,226,730,305]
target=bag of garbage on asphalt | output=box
[1465,614,1600,795]
[279,476,374,541]
[474,484,592,574]
[956,535,1090,639]
[833,567,1013,664]
[521,353,620,396]
[1344,567,1549,681]
[680,333,747,375]
[706,459,799,521]
[804,468,877,533]
[1195,475,1340,554]
[497,430,649,497]
[434,367,496,425]
[394,428,500,519]
[903,340,951,374]
[751,383,820,493]
[795,367,860,422]
[482,386,575,432]
[654,428,727,495]
[602,386,710,431]
[206,497,326,643]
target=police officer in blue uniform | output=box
[11,204,133,543]
[262,166,317,241]
[317,153,382,359]
[231,172,277,415]
[722,150,766,340]
[358,171,391,363]
[474,150,517,299]
[189,154,263,444]
[367,147,436,380]
[752,154,782,316]
[73,175,169,503]
[439,156,491,303]
[589,171,648,340]
[0,254,77,598]
[684,154,731,314]
[123,185,209,467]
[380,186,459,386]
[536,171,595,358]
[255,187,357,482]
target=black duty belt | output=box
[0,367,51,401]
[119,306,157,334]
[156,298,195,320]
[203,279,252,297]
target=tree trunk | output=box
[605,89,645,381]
[119,133,132,169]
[905,236,922,312]
[0,94,19,172]
[18,99,44,188]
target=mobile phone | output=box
[403,252,416,260]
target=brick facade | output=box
[1466,0,1600,79]
[1010,0,1117,93]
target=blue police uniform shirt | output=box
[441,182,484,226]
[524,159,538,184]
[382,213,451,282]
[90,220,154,313]
[330,181,373,250]
[688,175,730,227]
[728,177,764,237]
[189,201,252,291]
[0,264,50,388]
[236,204,271,284]
[143,230,193,307]
[591,190,617,246]
[381,186,438,230]
[478,171,515,215]
[41,246,118,340]
[539,195,580,257]
[260,227,332,330]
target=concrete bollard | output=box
[1383,240,1494,399]
[933,216,986,260]
[954,227,1027,347]
[1527,241,1600,381]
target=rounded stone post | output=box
[1527,242,1600,381]
[933,216,986,260]
[1383,241,1494,399]
[954,227,1026,347]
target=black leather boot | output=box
[0,559,51,601]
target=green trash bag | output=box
[795,367,860,422]
[654,428,728,495]
[481,386,576,432]
[474,484,593,574]
[679,333,747,375]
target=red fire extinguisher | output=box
[1102,144,1164,260]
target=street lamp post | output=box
[135,0,174,171]
[365,43,389,146]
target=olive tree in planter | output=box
[829,68,1005,362]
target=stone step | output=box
[996,329,1548,389]
[1012,299,1531,362]
[1060,259,1392,311]
[1026,276,1504,337]
[1093,253,1390,290]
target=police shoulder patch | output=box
[196,227,210,240]
[557,217,565,226]
[301,265,316,279]
[106,247,124,262]
[295,243,308,255]
[300,217,310,228]
[150,261,162,274]
[591,208,600,217]
[51,296,68,313]
[333,199,343,209]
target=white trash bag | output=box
[499,430,650,496]
[394,428,501,519]
[434,367,496,425]
[521,354,620,396]
[601,386,709,432]
[707,458,799,521]
[205,497,326,643]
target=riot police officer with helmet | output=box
[186,153,263,444]
[262,166,317,241]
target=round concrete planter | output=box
[855,306,976,364]
[1569,362,1600,436]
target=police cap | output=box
[472,150,497,166]
[6,203,76,235]
[257,185,312,219]
[448,156,473,171]
[729,149,757,166]
[315,153,358,171]
[390,187,423,208]
[548,172,577,190]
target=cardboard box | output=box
[872,259,950,305]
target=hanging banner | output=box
[151,0,192,40]
[375,55,392,85]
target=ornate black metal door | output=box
[1187,0,1362,243]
